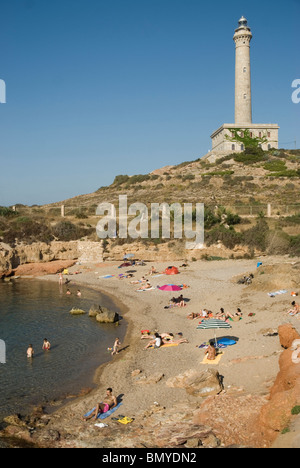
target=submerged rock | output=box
[95,306,119,323]
[70,308,86,315]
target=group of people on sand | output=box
[27,338,51,358]
[141,331,188,349]
[187,307,243,321]
[166,294,186,308]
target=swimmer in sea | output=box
[42,338,51,350]
[27,344,34,358]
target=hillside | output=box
[1,148,300,266]
[43,148,300,211]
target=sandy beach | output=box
[8,255,292,448]
[2,257,300,448]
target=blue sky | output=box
[0,0,299,206]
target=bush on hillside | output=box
[2,217,54,245]
[52,221,89,241]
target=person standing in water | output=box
[42,338,51,350]
[111,338,121,356]
[27,344,34,358]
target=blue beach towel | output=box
[84,402,122,420]
[268,289,288,297]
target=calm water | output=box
[0,279,125,422]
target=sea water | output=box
[0,279,125,422]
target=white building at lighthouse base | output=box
[210,123,279,153]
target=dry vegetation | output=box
[1,148,299,256]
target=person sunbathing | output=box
[137,282,152,291]
[130,276,147,284]
[82,388,117,421]
[187,312,201,320]
[168,295,186,308]
[205,341,217,361]
[216,307,242,321]
[144,333,162,349]
[286,301,300,316]
[148,266,158,275]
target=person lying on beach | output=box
[137,282,152,291]
[286,301,300,316]
[119,273,134,280]
[142,332,174,341]
[82,388,117,421]
[166,295,186,308]
[187,312,202,320]
[142,332,188,345]
[205,341,217,361]
[130,276,147,284]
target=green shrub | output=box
[291,406,300,415]
[267,169,300,178]
[234,152,266,164]
[205,225,243,249]
[182,174,195,181]
[3,217,54,245]
[289,234,300,257]
[203,170,234,176]
[0,207,18,217]
[263,160,287,172]
[52,221,89,241]
[243,218,270,251]
[113,174,130,186]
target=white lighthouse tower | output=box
[234,16,252,124]
[209,17,279,157]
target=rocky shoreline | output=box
[1,257,300,448]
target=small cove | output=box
[0,278,125,423]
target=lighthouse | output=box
[234,16,252,124]
[209,17,279,157]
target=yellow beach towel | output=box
[201,352,224,365]
[149,342,179,349]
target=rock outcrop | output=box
[92,305,119,323]
[256,324,300,445]
[166,368,223,398]
[0,240,104,277]
[88,304,119,323]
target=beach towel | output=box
[99,275,115,279]
[201,353,224,365]
[148,342,179,349]
[84,402,122,420]
[198,342,227,349]
[136,287,156,292]
[268,289,288,297]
